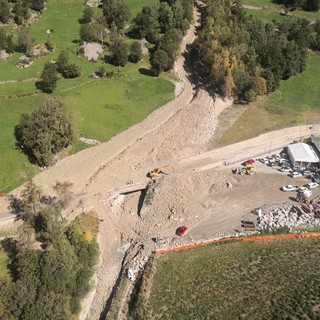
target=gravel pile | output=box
[257,206,320,230]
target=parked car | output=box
[246,159,255,165]
[303,170,313,177]
[281,185,299,192]
[299,186,308,192]
[290,172,303,178]
[306,182,319,189]
[280,167,292,172]
[259,157,270,164]
[311,174,320,182]
[176,226,188,237]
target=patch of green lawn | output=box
[139,238,320,319]
[217,53,320,146]
[128,0,151,17]
[241,0,320,21]
[0,95,42,193]
[245,8,291,23]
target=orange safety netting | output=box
[155,232,320,255]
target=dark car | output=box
[312,174,320,182]
[176,226,188,237]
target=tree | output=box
[17,27,35,56]
[53,181,73,210]
[36,62,58,94]
[0,0,10,24]
[56,50,81,78]
[0,29,7,50]
[80,22,103,42]
[45,34,54,52]
[19,179,43,223]
[150,48,170,75]
[61,63,81,78]
[102,0,130,31]
[109,37,128,66]
[81,6,94,23]
[304,0,320,10]
[13,0,29,25]
[15,97,74,167]
[129,41,142,63]
[30,0,45,12]
[134,5,160,43]
[158,2,174,33]
[158,28,182,69]
[56,50,69,74]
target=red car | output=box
[246,159,255,165]
[176,226,188,236]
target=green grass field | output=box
[137,238,320,319]
[242,0,320,22]
[217,53,320,146]
[0,0,174,193]
[244,8,291,23]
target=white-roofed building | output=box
[287,142,320,168]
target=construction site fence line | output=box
[155,232,320,255]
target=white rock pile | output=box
[257,206,320,230]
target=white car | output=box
[290,172,303,178]
[306,182,319,189]
[280,167,292,172]
[281,185,299,192]
[259,157,270,164]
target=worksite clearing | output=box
[2,5,320,319]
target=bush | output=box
[61,63,81,79]
[129,41,142,63]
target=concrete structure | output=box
[287,142,320,168]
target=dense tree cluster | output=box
[194,0,319,102]
[133,0,193,75]
[134,0,193,44]
[102,0,131,32]
[15,97,74,167]
[0,0,45,26]
[0,180,99,320]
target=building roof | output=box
[288,142,320,163]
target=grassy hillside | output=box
[217,53,320,146]
[139,238,320,319]
[0,0,174,193]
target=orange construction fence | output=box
[155,232,320,255]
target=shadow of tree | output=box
[7,195,22,220]
[138,68,156,77]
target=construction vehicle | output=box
[147,165,174,178]
[233,166,256,175]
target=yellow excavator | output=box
[147,165,174,178]
[234,165,256,175]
